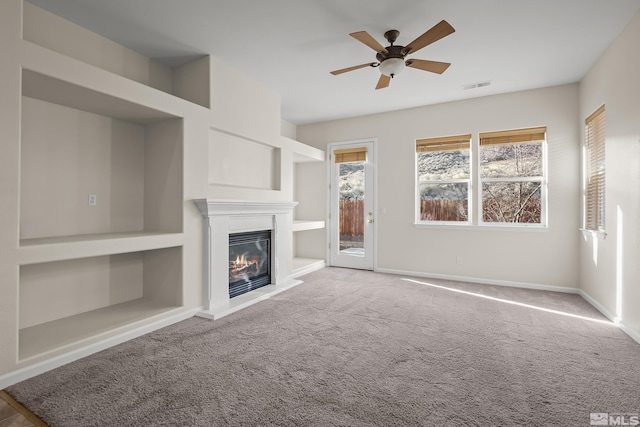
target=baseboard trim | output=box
[291,261,326,279]
[579,289,640,346]
[0,307,201,389]
[618,322,640,346]
[374,267,640,346]
[374,268,579,294]
[577,289,617,322]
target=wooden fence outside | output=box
[339,200,364,237]
[420,200,468,221]
[339,198,536,224]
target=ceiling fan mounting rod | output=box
[384,29,400,45]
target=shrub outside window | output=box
[479,127,546,225]
[416,134,471,223]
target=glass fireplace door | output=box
[228,230,271,298]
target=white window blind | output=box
[416,134,472,152]
[334,147,367,163]
[585,105,606,231]
[479,127,547,146]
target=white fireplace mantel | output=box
[193,199,301,319]
[193,199,299,216]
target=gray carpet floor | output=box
[7,268,640,426]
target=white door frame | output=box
[326,139,377,270]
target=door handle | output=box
[368,219,374,224]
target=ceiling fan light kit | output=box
[330,20,455,89]
[379,57,405,77]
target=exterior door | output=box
[328,141,375,270]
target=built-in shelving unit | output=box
[17,64,184,360]
[19,245,182,360]
[289,138,326,277]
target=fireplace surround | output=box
[194,199,301,319]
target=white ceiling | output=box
[26,0,640,125]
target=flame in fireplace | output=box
[232,254,250,269]
[229,253,259,280]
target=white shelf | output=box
[291,139,325,274]
[293,151,324,163]
[22,69,177,124]
[292,220,325,232]
[19,298,181,360]
[19,232,184,265]
[284,137,325,163]
[291,257,325,278]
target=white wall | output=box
[281,119,297,140]
[209,130,279,191]
[20,97,145,239]
[579,11,640,337]
[298,84,581,289]
[209,57,281,146]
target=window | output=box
[416,134,471,223]
[479,127,546,224]
[584,105,606,231]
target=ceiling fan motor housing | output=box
[376,45,405,62]
[377,45,407,77]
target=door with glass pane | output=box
[329,141,375,270]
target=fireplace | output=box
[228,230,271,298]
[193,199,301,319]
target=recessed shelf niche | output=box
[22,2,211,108]
[20,69,183,244]
[291,140,327,277]
[18,246,182,360]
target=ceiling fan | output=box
[330,20,455,90]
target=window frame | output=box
[583,105,606,234]
[478,127,548,228]
[414,128,549,230]
[415,134,472,225]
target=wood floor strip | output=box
[0,390,48,427]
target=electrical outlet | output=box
[456,256,463,265]
[88,194,97,206]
